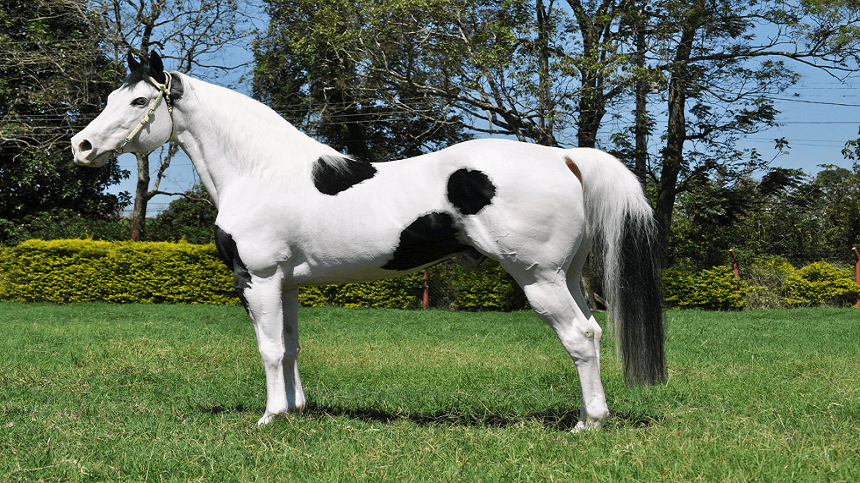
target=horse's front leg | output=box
[245,278,305,426]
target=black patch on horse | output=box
[214,225,251,312]
[382,212,470,271]
[312,155,378,196]
[447,168,496,215]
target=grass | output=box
[0,303,858,481]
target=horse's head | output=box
[72,51,179,167]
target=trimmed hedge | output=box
[0,239,528,310]
[0,239,236,304]
[12,239,851,311]
[662,266,750,310]
[662,259,860,310]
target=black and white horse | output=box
[72,52,664,430]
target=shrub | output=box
[332,274,427,309]
[453,261,528,311]
[297,260,529,311]
[0,239,236,305]
[0,209,131,247]
[745,256,797,310]
[783,261,859,307]
[662,266,750,310]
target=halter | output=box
[114,72,175,156]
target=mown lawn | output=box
[0,303,857,481]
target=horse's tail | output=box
[565,148,666,386]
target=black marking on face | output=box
[382,212,470,271]
[446,168,497,215]
[312,155,378,196]
[215,225,251,312]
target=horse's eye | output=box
[131,97,148,106]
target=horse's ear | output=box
[148,50,166,84]
[127,51,142,74]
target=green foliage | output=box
[783,261,859,307]
[662,266,750,310]
[0,239,236,305]
[0,0,129,230]
[300,274,426,309]
[664,258,860,310]
[146,186,218,244]
[0,239,527,310]
[299,260,528,311]
[453,261,529,311]
[669,165,860,271]
[744,256,797,310]
[0,208,131,247]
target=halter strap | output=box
[114,72,176,156]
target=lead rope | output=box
[114,72,175,156]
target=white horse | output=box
[72,51,665,430]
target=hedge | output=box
[0,239,528,310]
[8,240,850,311]
[662,258,860,310]
[0,239,236,305]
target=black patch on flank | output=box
[312,155,378,196]
[446,168,497,215]
[382,212,470,271]
[214,225,251,312]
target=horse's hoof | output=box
[571,419,601,433]
[256,413,276,427]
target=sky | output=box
[105,32,860,217]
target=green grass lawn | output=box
[0,303,857,481]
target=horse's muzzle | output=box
[71,134,112,167]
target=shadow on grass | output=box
[198,402,662,432]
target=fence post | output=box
[730,249,739,278]
[423,270,429,309]
[853,247,860,308]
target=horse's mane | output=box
[180,74,343,179]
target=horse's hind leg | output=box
[566,239,610,431]
[515,270,609,431]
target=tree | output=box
[253,0,860,269]
[92,0,256,240]
[646,0,860,265]
[146,184,217,244]
[253,0,471,161]
[0,0,129,243]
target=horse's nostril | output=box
[79,140,92,152]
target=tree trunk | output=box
[633,20,648,181]
[130,152,151,241]
[655,21,698,267]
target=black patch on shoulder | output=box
[312,155,378,195]
[447,168,496,215]
[382,212,470,271]
[214,225,251,311]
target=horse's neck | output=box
[172,75,333,206]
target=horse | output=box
[71,51,665,430]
